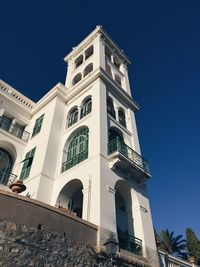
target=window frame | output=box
[32,114,44,137]
[20,147,36,180]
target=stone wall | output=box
[0,219,98,267]
[0,189,153,267]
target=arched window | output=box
[107,97,116,119]
[108,127,125,155]
[80,97,92,119]
[75,55,83,68]
[62,127,89,172]
[83,63,93,77]
[118,108,127,128]
[0,148,13,185]
[106,64,112,77]
[67,107,79,127]
[72,73,82,86]
[115,74,122,86]
[85,45,93,60]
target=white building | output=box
[0,26,159,265]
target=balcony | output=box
[118,231,143,256]
[0,169,17,186]
[107,138,150,182]
[62,150,88,173]
[0,116,30,142]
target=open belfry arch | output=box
[0,26,159,265]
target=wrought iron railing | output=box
[0,116,30,142]
[118,231,143,256]
[0,169,17,186]
[62,150,88,172]
[108,138,150,176]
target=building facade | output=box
[0,26,159,265]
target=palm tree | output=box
[157,229,187,258]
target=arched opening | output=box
[106,64,112,77]
[56,179,83,218]
[113,56,121,69]
[107,97,116,119]
[72,73,82,86]
[80,97,92,119]
[108,127,123,143]
[67,107,79,127]
[85,45,93,60]
[0,147,14,185]
[118,108,127,128]
[115,180,140,254]
[62,127,89,172]
[75,55,83,68]
[115,74,122,86]
[83,63,93,77]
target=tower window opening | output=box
[107,97,116,119]
[106,64,112,77]
[118,108,127,128]
[83,63,93,77]
[62,127,89,172]
[105,46,112,61]
[72,73,82,86]
[113,56,121,69]
[81,97,92,119]
[115,74,122,86]
[67,107,79,128]
[75,55,83,68]
[85,45,93,60]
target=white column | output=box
[82,178,92,221]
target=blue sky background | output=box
[1,1,200,238]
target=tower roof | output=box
[64,26,131,64]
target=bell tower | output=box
[51,26,158,264]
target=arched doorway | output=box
[0,147,13,185]
[56,179,83,218]
[115,180,141,254]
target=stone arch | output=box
[56,179,83,218]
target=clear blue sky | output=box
[1,1,200,238]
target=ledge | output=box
[0,189,97,245]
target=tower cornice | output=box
[64,26,131,64]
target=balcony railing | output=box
[108,138,150,176]
[0,169,17,186]
[118,231,143,256]
[62,150,88,172]
[0,116,30,142]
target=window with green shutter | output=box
[20,147,36,180]
[32,114,44,137]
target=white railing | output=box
[159,250,198,267]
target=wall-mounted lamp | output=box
[104,235,119,266]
